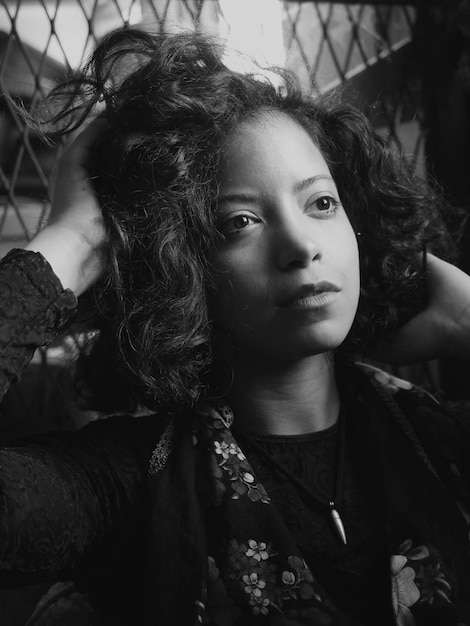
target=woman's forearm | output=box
[25,224,104,297]
[25,119,108,297]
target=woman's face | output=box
[209,112,360,362]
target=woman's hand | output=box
[25,119,107,296]
[368,253,470,365]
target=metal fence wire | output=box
[0,0,423,436]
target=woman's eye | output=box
[308,195,339,215]
[219,214,257,237]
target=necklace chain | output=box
[234,407,348,545]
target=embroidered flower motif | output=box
[194,402,271,503]
[214,441,246,461]
[391,555,420,626]
[214,441,232,460]
[227,538,277,575]
[281,571,296,586]
[243,572,266,597]
[225,539,277,615]
[280,556,318,602]
[249,595,271,615]
[396,539,453,608]
[229,443,245,460]
[224,539,326,619]
[196,401,234,428]
[416,562,452,605]
[215,435,264,500]
[246,540,269,562]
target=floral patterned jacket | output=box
[166,377,469,626]
[1,249,470,626]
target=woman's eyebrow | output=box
[217,192,260,206]
[217,175,335,206]
[293,175,334,193]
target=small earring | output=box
[356,231,362,237]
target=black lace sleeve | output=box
[0,249,164,588]
[0,413,163,587]
[0,249,78,400]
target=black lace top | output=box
[234,419,391,624]
[0,250,164,623]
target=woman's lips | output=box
[280,281,341,308]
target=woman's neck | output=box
[222,352,340,436]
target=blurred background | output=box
[0,0,470,622]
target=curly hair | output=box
[35,27,457,413]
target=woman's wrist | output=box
[25,224,105,296]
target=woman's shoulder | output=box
[354,362,439,402]
[354,361,470,420]
[354,361,470,486]
[8,411,170,474]
[78,410,168,451]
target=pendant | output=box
[329,502,347,545]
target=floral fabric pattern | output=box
[194,403,349,625]
[205,540,325,625]
[390,538,453,623]
[195,402,270,503]
[191,371,470,626]
[391,554,420,626]
[225,539,320,616]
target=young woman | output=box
[2,27,470,626]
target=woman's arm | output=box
[0,261,156,586]
[0,414,161,586]
[0,120,164,584]
[0,120,107,401]
[0,249,77,401]
[25,119,107,296]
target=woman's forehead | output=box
[217,113,329,190]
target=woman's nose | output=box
[275,213,320,270]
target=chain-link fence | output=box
[1,1,420,255]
